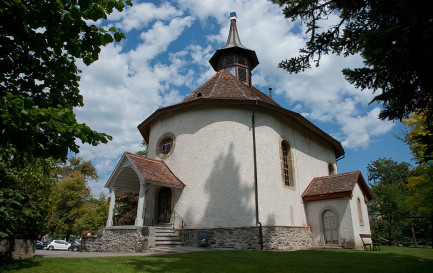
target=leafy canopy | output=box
[0,157,55,239]
[45,157,105,239]
[402,112,433,163]
[0,0,132,162]
[271,0,433,123]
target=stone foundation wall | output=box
[0,239,35,260]
[82,226,155,252]
[180,226,313,251]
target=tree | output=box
[113,191,138,226]
[0,0,132,162]
[0,158,54,239]
[402,112,433,163]
[406,163,433,216]
[366,158,418,244]
[73,193,109,236]
[367,158,412,219]
[135,140,148,157]
[45,157,97,239]
[271,0,433,160]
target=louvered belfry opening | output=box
[209,12,259,86]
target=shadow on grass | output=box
[0,257,42,272]
[123,248,433,273]
[1,247,432,273]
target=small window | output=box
[237,55,246,65]
[328,163,336,175]
[157,133,176,159]
[224,55,235,65]
[161,138,173,155]
[238,67,247,83]
[280,140,294,187]
[225,66,236,77]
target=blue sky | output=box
[74,0,413,196]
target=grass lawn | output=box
[1,246,432,273]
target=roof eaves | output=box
[137,98,344,158]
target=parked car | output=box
[42,240,51,249]
[36,240,44,250]
[68,242,81,252]
[46,240,71,251]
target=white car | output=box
[46,240,71,251]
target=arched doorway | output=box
[157,187,172,223]
[322,209,338,244]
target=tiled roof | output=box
[182,70,279,107]
[302,171,372,201]
[126,152,185,188]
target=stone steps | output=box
[154,224,184,247]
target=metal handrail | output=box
[144,209,154,226]
[171,210,186,229]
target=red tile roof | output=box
[302,171,372,201]
[182,70,279,106]
[126,152,185,188]
[138,71,344,158]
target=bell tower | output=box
[209,12,259,86]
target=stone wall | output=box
[0,239,35,260]
[82,226,155,252]
[180,226,313,251]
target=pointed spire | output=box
[208,12,259,86]
[224,12,245,49]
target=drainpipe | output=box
[252,100,263,250]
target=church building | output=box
[87,13,373,252]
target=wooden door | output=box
[157,187,171,223]
[322,210,338,244]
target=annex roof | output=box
[105,152,185,192]
[302,171,373,202]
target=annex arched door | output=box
[322,210,338,244]
[157,187,171,223]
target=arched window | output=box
[357,198,364,226]
[280,140,294,187]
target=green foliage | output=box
[0,157,54,239]
[135,140,148,157]
[367,158,412,186]
[367,158,412,217]
[402,112,433,163]
[271,0,433,162]
[73,193,108,236]
[0,0,132,162]
[366,158,433,244]
[406,163,433,215]
[45,157,98,239]
[114,191,138,226]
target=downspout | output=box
[252,100,263,250]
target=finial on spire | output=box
[230,12,237,20]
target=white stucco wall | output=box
[304,198,355,248]
[304,183,372,249]
[349,183,372,249]
[147,104,338,229]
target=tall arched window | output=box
[357,198,364,226]
[280,140,294,187]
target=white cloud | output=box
[110,1,183,32]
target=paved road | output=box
[35,246,218,258]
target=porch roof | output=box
[302,171,372,202]
[105,152,185,192]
